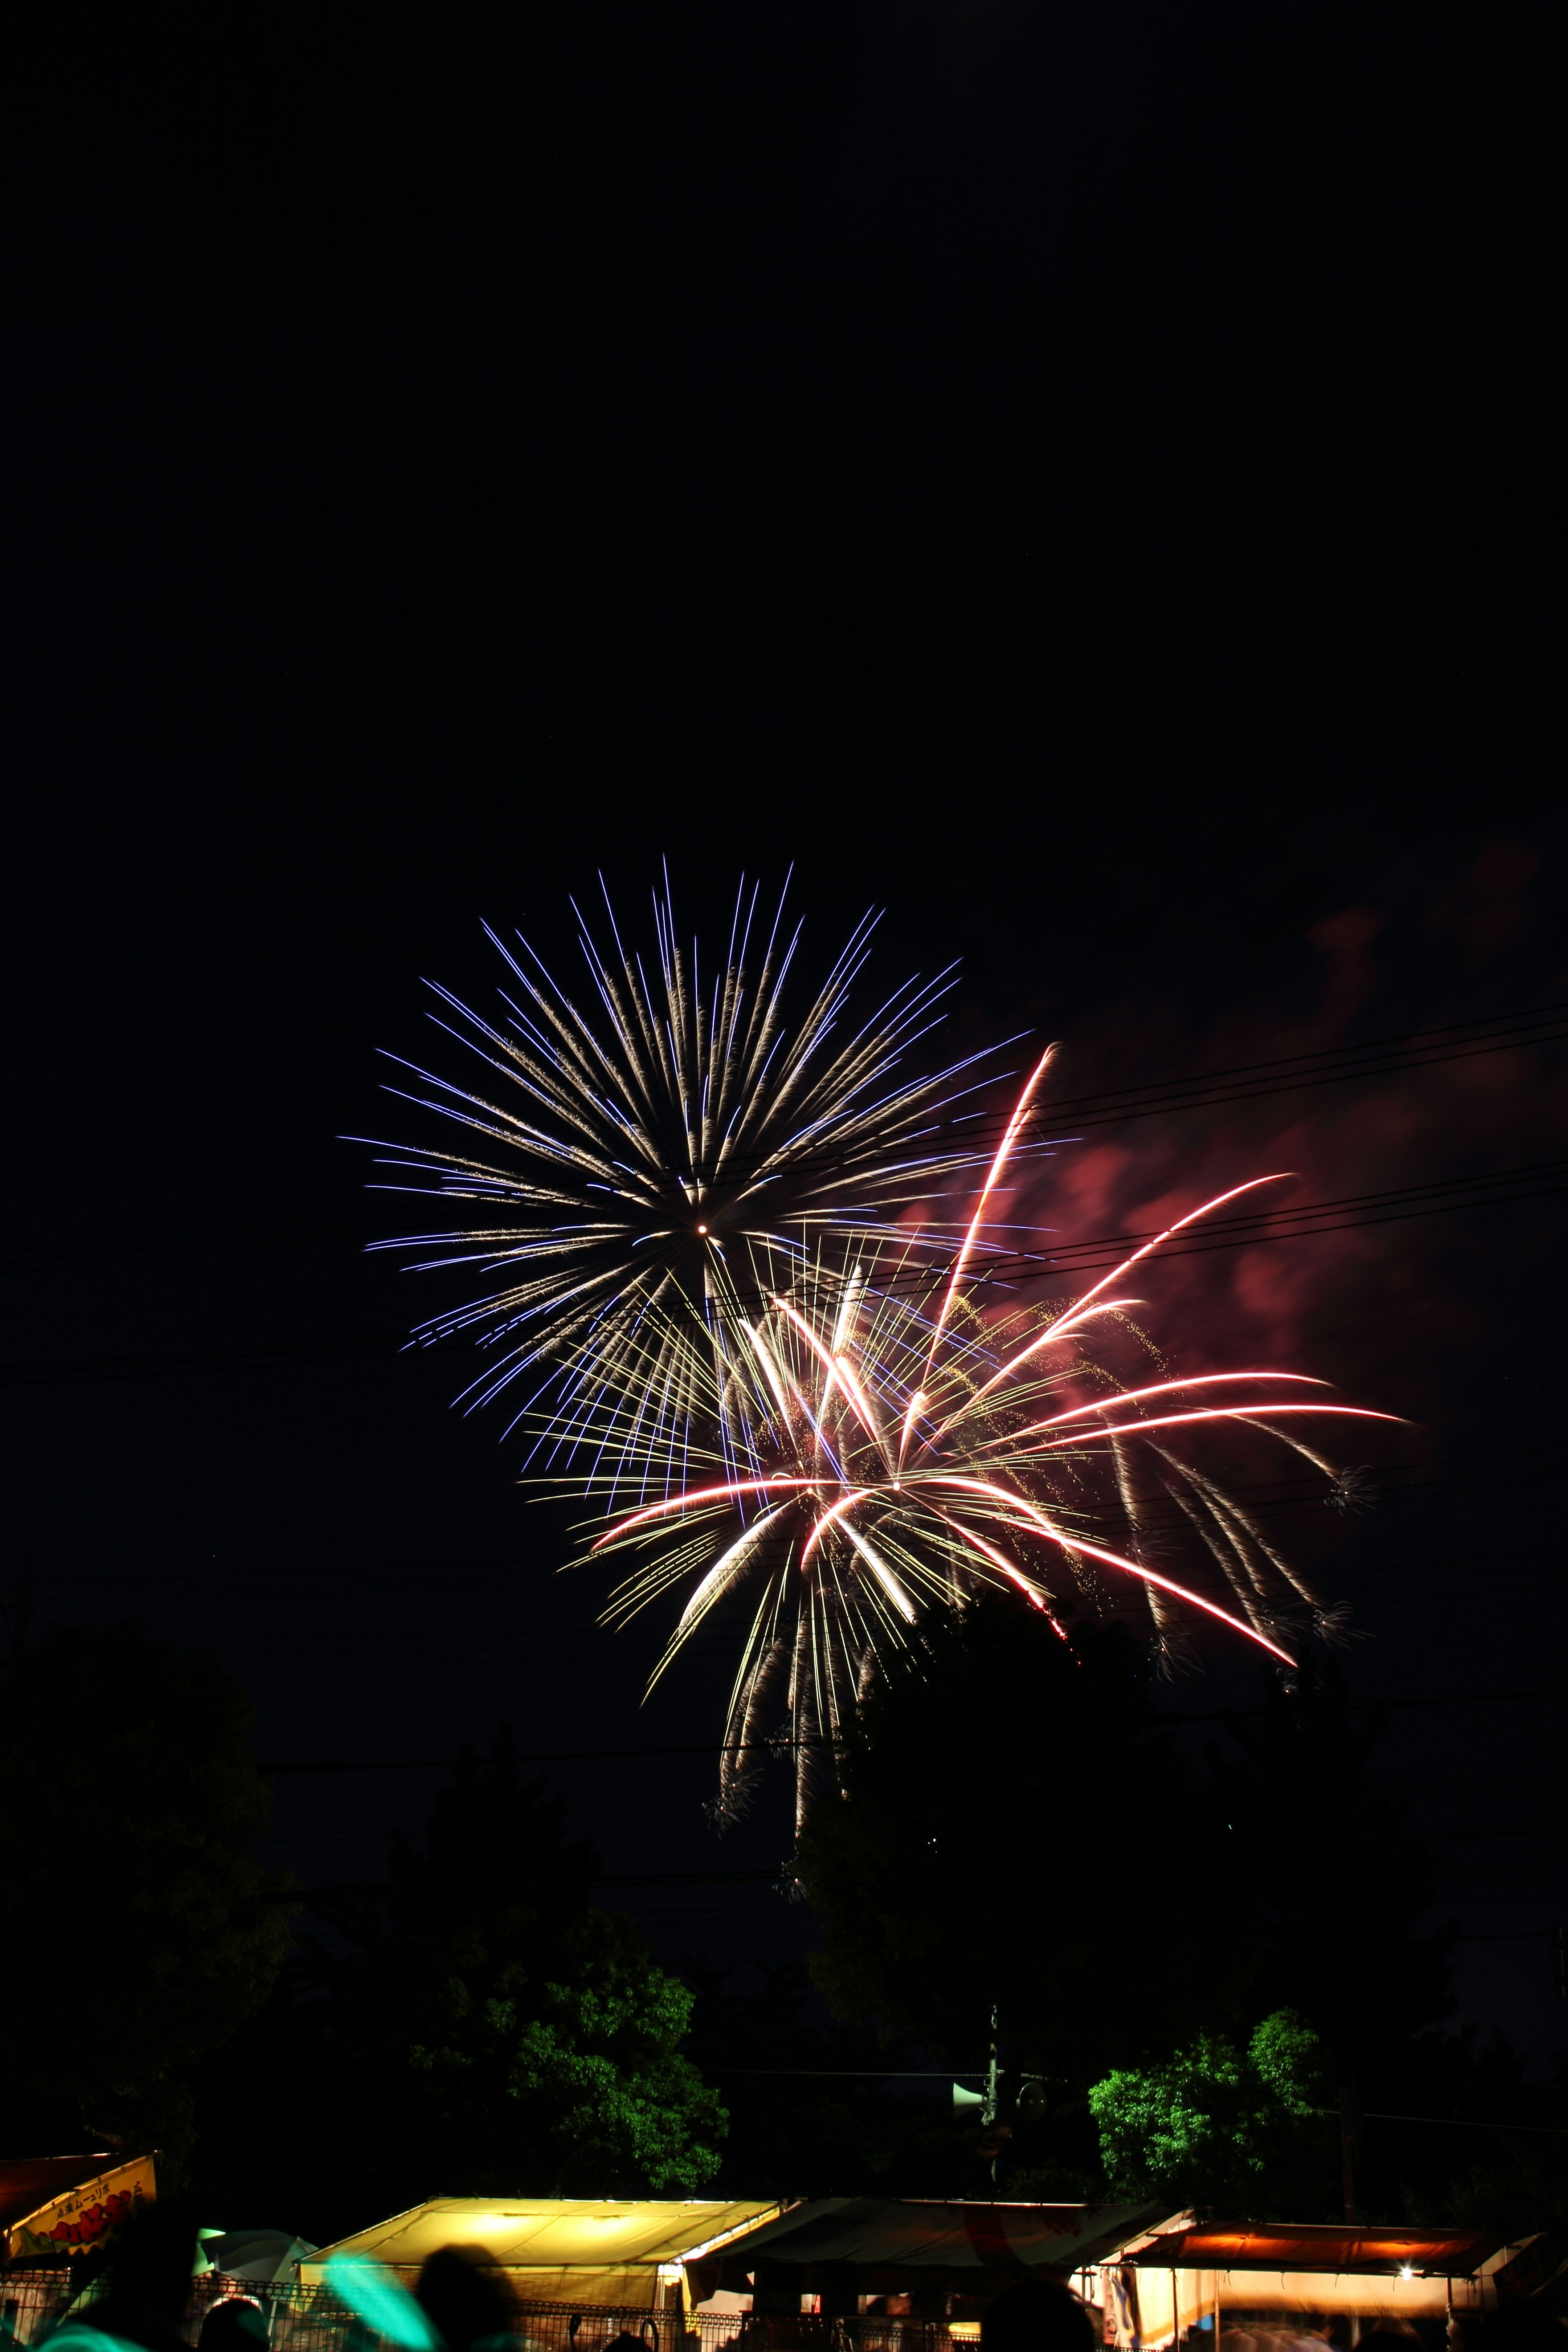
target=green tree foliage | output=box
[401,1903,724,2191]
[795,1598,1239,2089]
[192,1737,724,2236]
[0,1620,289,2179]
[1089,2011,1330,2209]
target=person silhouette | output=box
[63,2206,201,2352]
[982,2279,1098,2352]
[414,2247,516,2352]
[197,2302,267,2352]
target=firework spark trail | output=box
[577,1054,1398,1822]
[925,1174,1300,1449]
[904,1041,1060,1465]
[355,874,1053,1494]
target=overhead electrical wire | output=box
[7,999,1565,1285]
[4,1160,1563,1387]
[18,1507,1561,1598]
[256,1680,1568,1776]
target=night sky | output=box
[3,0,1561,2121]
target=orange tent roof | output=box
[1124,2223,1514,2276]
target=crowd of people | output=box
[14,2215,1563,2352]
[24,2212,516,2352]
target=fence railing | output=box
[0,2277,976,2352]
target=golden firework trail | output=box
[579,1055,1398,1826]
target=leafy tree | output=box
[795,1598,1241,2099]
[401,1903,724,2192]
[193,1736,724,2236]
[0,1619,290,2181]
[1089,2010,1331,2211]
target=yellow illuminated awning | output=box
[301,2199,782,2307]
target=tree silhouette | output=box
[0,1619,289,2182]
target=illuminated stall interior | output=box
[1094,2218,1559,2347]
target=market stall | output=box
[303,2199,782,2311]
[686,2199,1178,2316]
[1098,2217,1547,2346]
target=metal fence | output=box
[0,2278,973,2352]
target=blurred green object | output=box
[324,2253,439,2352]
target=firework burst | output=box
[355,873,1038,1488]
[581,1061,1398,1826]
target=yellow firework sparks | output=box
[578,1063,1397,1827]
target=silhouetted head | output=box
[414,2246,515,2352]
[107,2205,200,2321]
[983,2278,1098,2352]
[198,2301,268,2352]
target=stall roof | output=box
[302,2199,780,2287]
[1123,2223,1515,2277]
[700,2199,1178,2290]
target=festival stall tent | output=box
[0,2155,156,2263]
[1097,2217,1560,2345]
[686,2200,1179,2316]
[203,2230,319,2283]
[301,2200,782,2311]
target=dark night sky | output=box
[2,1,1561,2092]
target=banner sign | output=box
[6,2156,156,2259]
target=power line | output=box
[706,2078,1568,2129]
[1158,1684,1568,1727]
[256,1682,1568,1776]
[1317,2109,1568,2139]
[1016,1001,1568,1115]
[9,1002,1566,1285]
[1427,1823,1568,1844]
[5,1161,1561,1386]
[1023,1011,1568,1134]
[18,1492,1560,1594]
[958,1160,1568,1288]
[1455,1931,1559,1942]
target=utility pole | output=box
[985,2006,999,2132]
[956,2005,1010,2185]
[983,2005,1003,2187]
